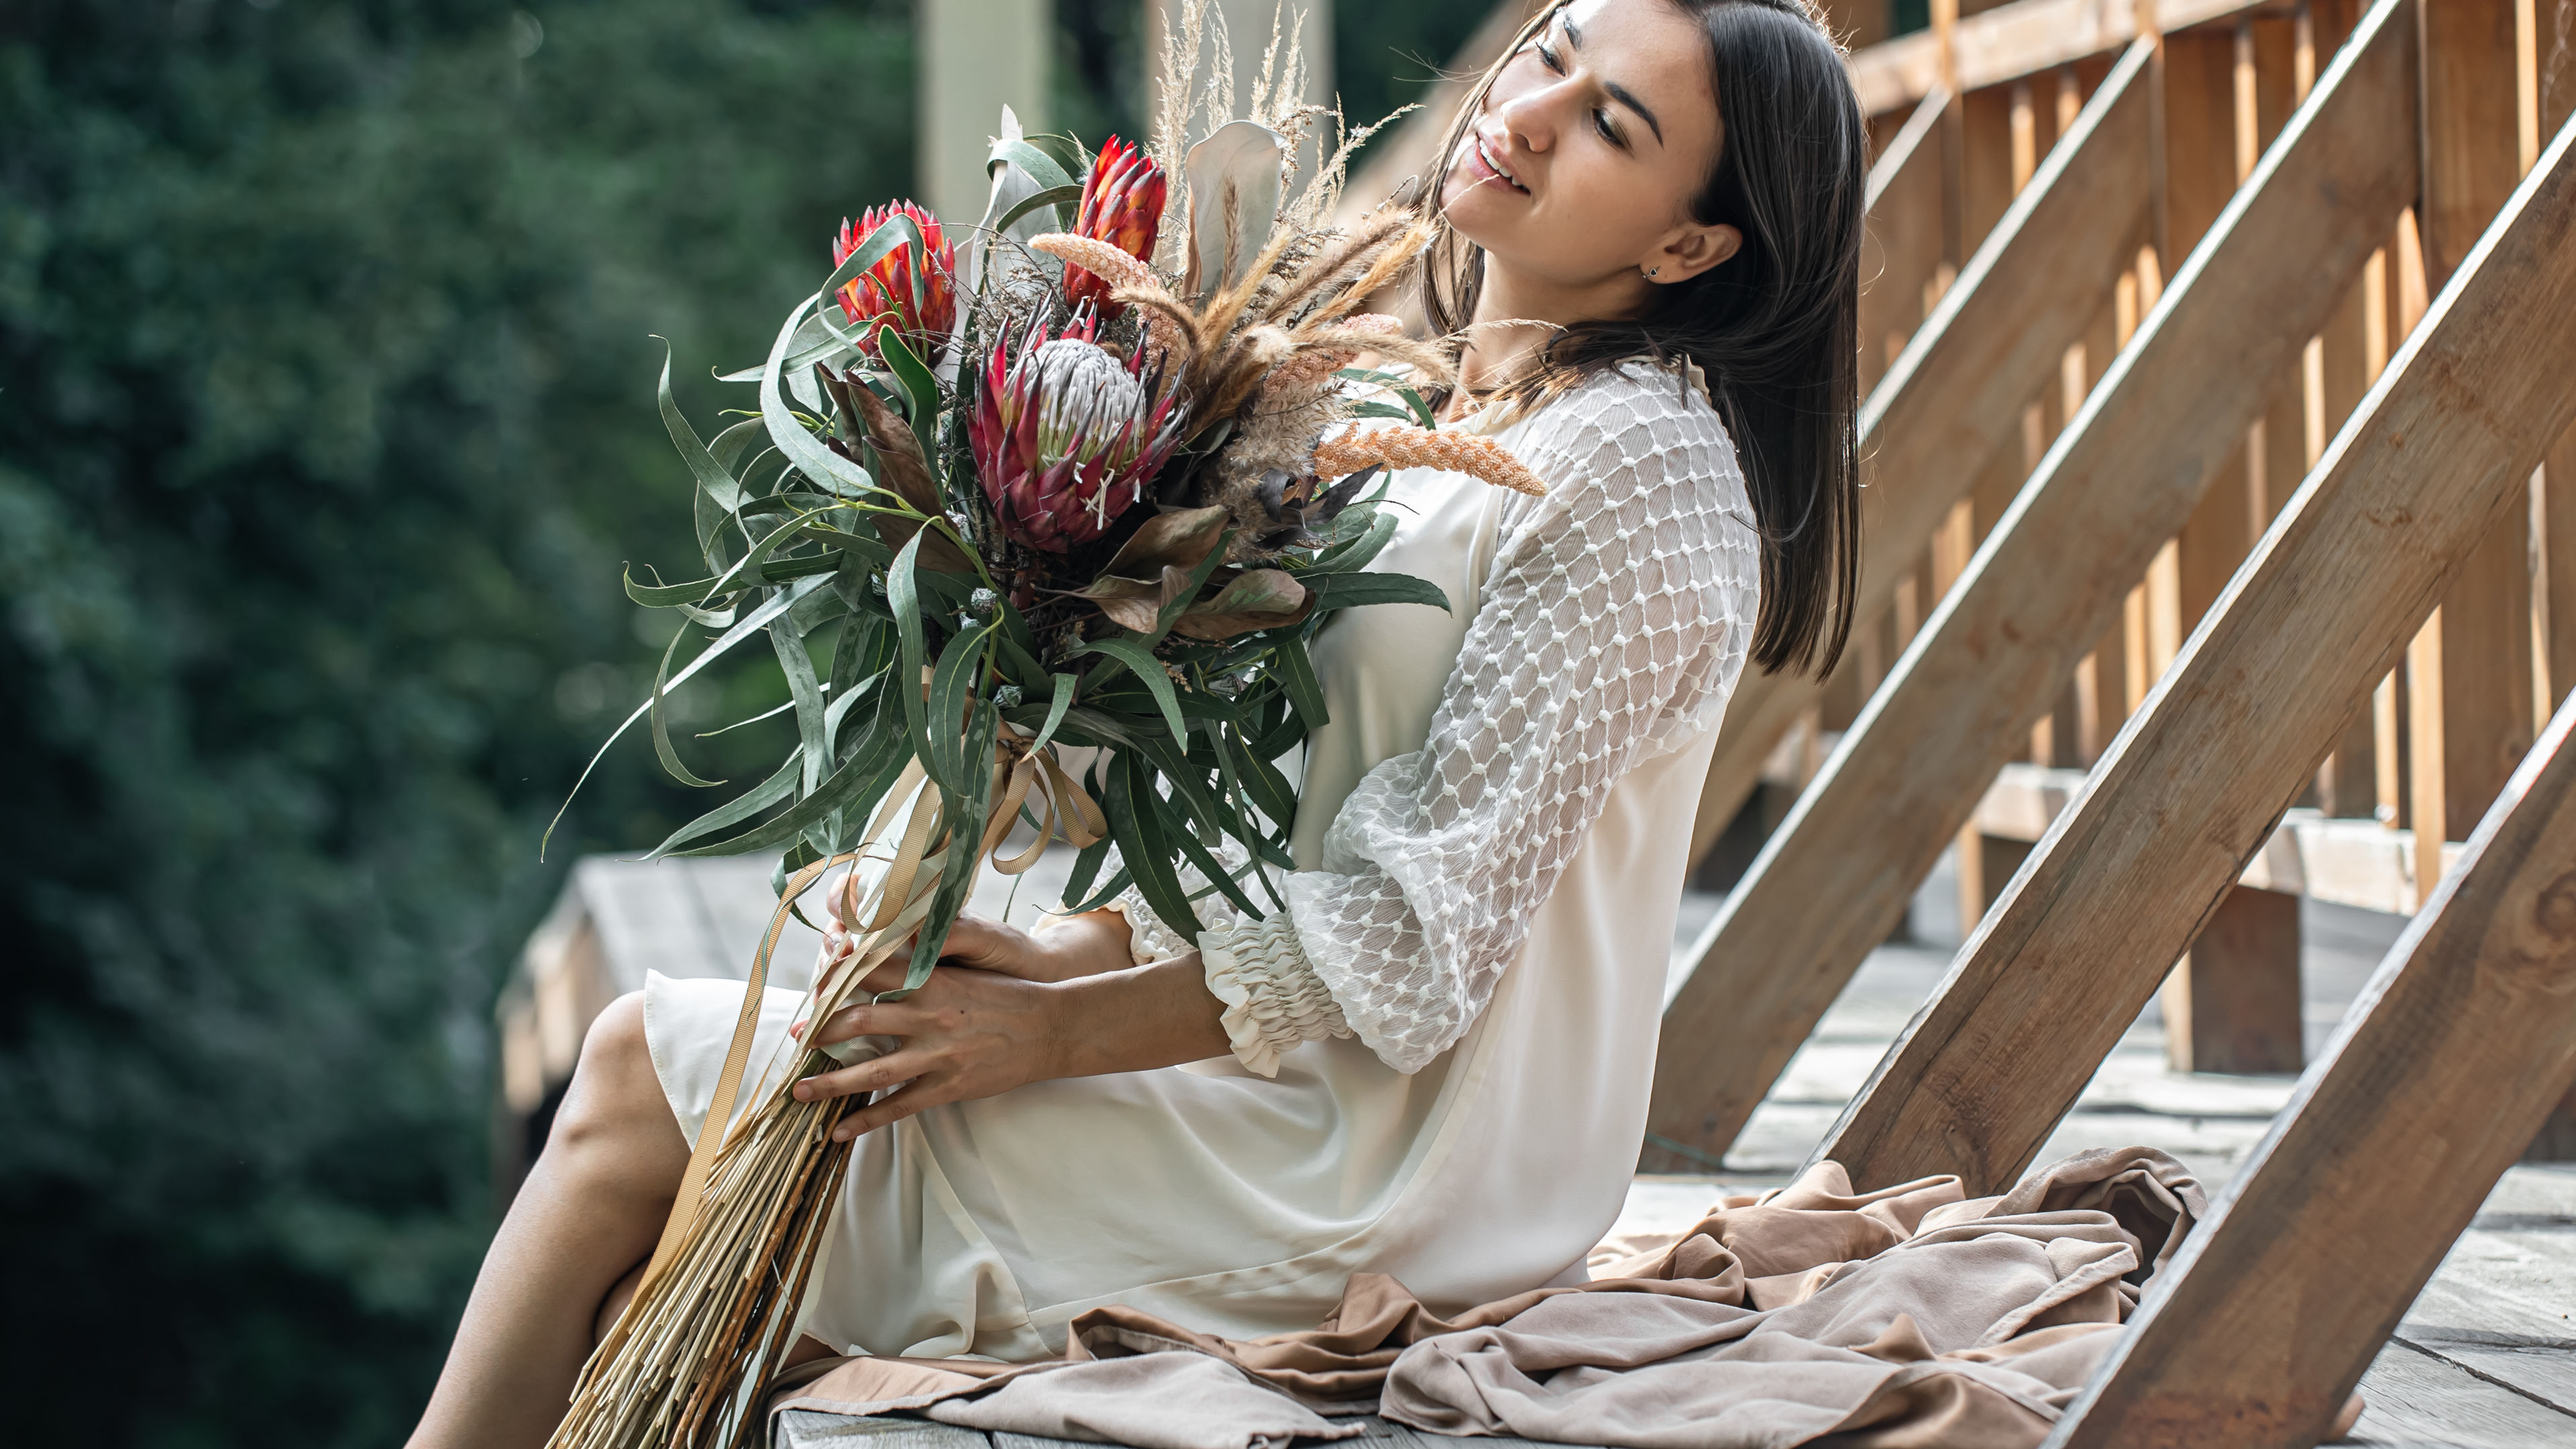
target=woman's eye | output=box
[1595,109,1623,146]
[1536,40,1564,72]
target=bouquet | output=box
[549,15,1546,1445]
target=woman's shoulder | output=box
[1513,357,1748,512]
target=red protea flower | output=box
[971,314,1186,553]
[832,202,958,360]
[1061,137,1167,317]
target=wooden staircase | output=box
[1614,0,2576,1441]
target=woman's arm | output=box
[788,952,1229,1142]
[1216,374,1756,1073]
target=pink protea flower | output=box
[1061,137,1167,318]
[832,202,958,360]
[971,315,1186,553]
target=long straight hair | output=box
[1415,0,1866,678]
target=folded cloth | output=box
[770,1147,2208,1449]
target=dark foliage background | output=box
[0,1,1486,1443]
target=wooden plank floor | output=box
[775,1410,1603,1447]
[775,873,2576,1446]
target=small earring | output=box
[1644,266,1660,278]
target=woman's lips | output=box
[1460,131,1530,197]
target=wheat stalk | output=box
[1314,423,1548,497]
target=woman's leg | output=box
[408,991,688,1449]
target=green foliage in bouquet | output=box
[562,117,1468,989]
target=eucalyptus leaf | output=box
[926,621,993,796]
[988,138,1077,201]
[647,753,800,857]
[716,309,861,384]
[665,714,913,859]
[759,294,885,504]
[648,623,724,789]
[887,531,934,773]
[1273,633,1328,733]
[994,182,1084,236]
[770,619,829,793]
[655,337,747,515]
[1028,672,1077,755]
[1304,571,1451,613]
[894,698,1000,992]
[1106,753,1201,946]
[1073,635,1187,745]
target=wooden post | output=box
[920,0,1051,227]
[1683,42,2160,877]
[1818,95,2576,1195]
[2045,690,2576,1449]
[2159,885,2303,1075]
[1650,6,2420,1165]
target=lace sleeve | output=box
[1201,366,1760,1074]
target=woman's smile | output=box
[1468,131,1529,196]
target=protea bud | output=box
[971,315,1186,553]
[832,202,959,360]
[1062,137,1167,317]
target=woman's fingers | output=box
[807,999,930,1048]
[830,1076,946,1140]
[934,914,1059,981]
[792,1042,932,1102]
[824,914,1045,994]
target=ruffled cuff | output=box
[1199,914,1352,1077]
[1095,892,1195,966]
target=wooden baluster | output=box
[2161,7,2315,1078]
[2410,0,2539,912]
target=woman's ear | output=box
[1643,222,1743,284]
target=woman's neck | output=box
[1447,256,1650,420]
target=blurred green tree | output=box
[0,1,1499,1439]
[0,1,910,1442]
[1333,0,1496,154]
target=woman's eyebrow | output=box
[1560,16,1668,146]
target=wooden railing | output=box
[1637,0,2576,1173]
[1623,0,2576,1430]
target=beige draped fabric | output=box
[773,1146,2210,1449]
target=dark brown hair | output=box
[1415,0,1866,678]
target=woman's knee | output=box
[546,992,684,1173]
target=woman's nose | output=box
[1494,87,1560,153]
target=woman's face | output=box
[1439,0,1737,307]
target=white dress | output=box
[644,358,1760,1360]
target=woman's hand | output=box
[790,964,1061,1139]
[816,902,1136,994]
[788,949,1234,1141]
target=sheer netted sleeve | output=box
[1196,366,1760,1075]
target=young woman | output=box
[411,1,1862,1440]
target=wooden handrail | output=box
[1848,0,2269,114]
[1821,30,2576,1199]
[1645,0,2422,1169]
